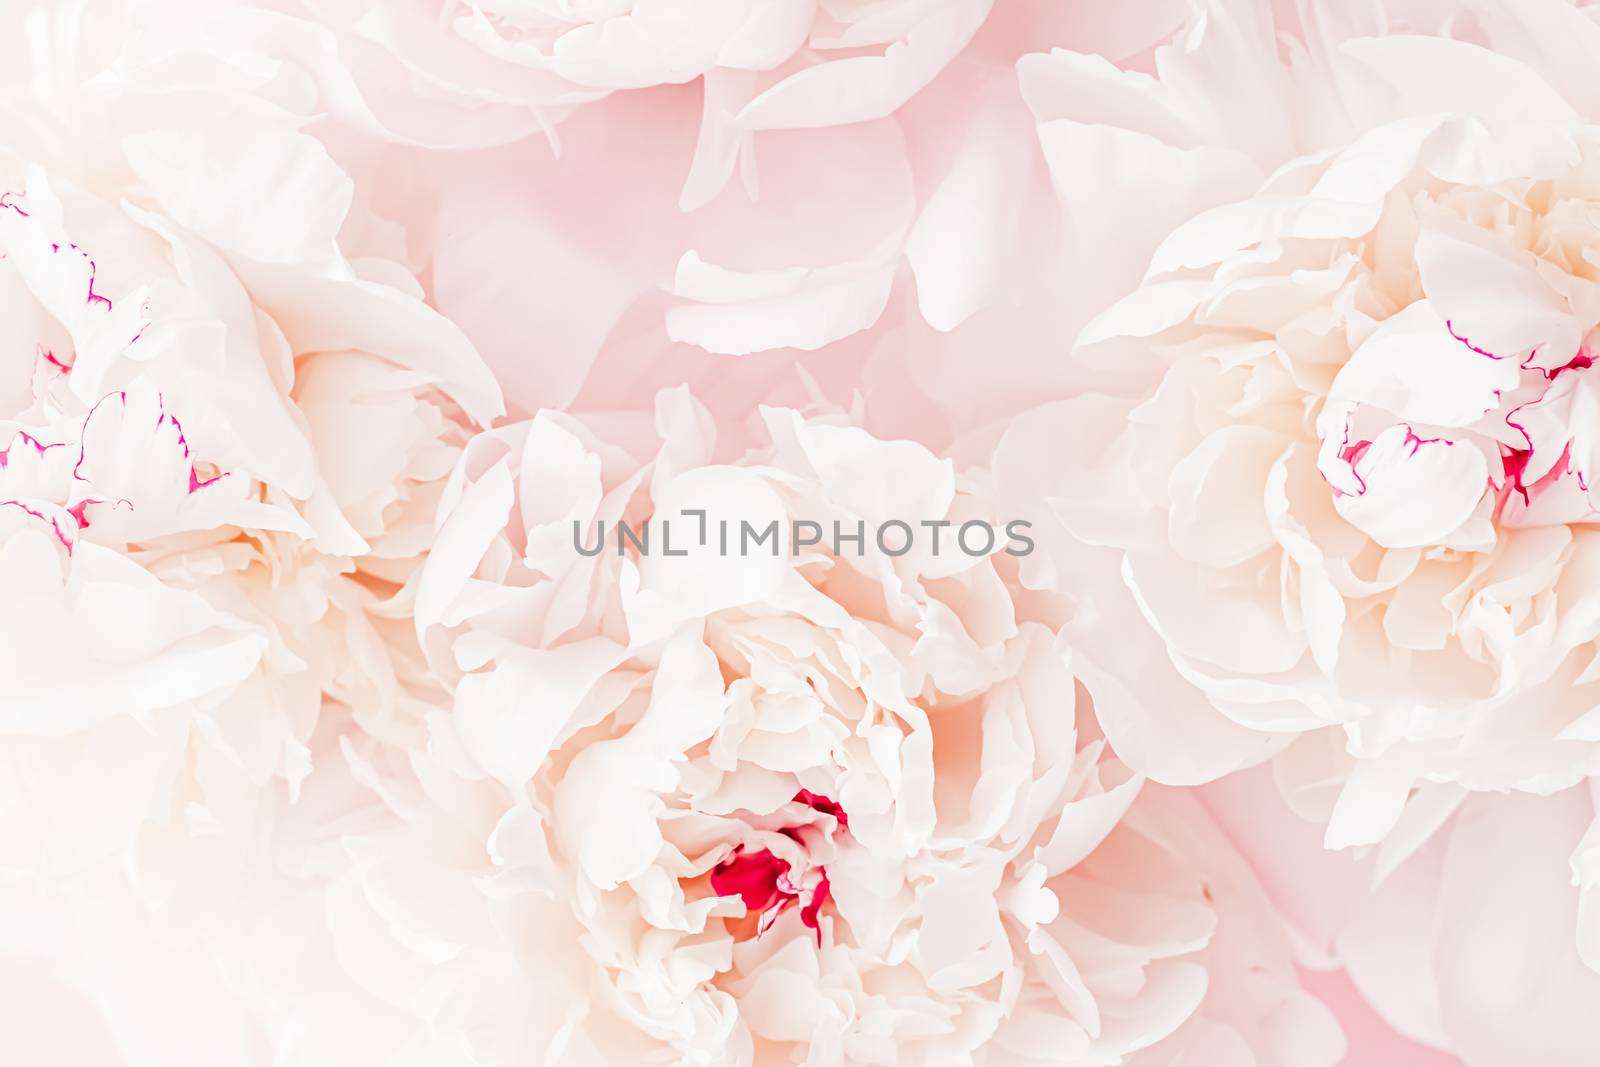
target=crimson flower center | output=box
[708,790,847,945]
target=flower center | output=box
[708,790,847,944]
[1314,304,1600,547]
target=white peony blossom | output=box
[1009,0,1600,997]
[291,388,1347,1066]
[0,0,499,885]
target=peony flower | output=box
[0,0,499,884]
[314,387,1346,1066]
[998,0,1600,1039]
[1019,0,1600,835]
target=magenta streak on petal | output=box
[0,432,95,532]
[1323,408,1368,498]
[64,498,95,529]
[71,391,128,486]
[188,469,224,493]
[1401,427,1455,455]
[709,847,788,914]
[0,192,28,218]
[1500,447,1534,508]
[1445,319,1505,361]
[1515,442,1587,502]
[800,873,831,947]
[39,346,72,374]
[51,243,114,311]
[1492,352,1596,507]
[1502,402,1536,458]
[1338,439,1372,468]
[709,847,835,945]
[1547,353,1595,380]
[793,789,849,831]
[1423,322,1600,510]
[0,430,64,469]
[708,793,848,945]
[160,408,225,493]
[72,390,226,497]
[1446,318,1597,383]
[0,499,74,552]
[1327,417,1464,500]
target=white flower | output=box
[274,388,1347,1066]
[991,4,1600,1031]
[0,0,499,882]
[1022,0,1600,835]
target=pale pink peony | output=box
[303,388,1349,1066]
[0,0,498,886]
[1000,0,1600,1045]
[1025,0,1600,829]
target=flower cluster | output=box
[15,2,1600,1067]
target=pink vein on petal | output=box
[161,405,226,493]
[1324,407,1368,498]
[793,789,850,830]
[801,873,831,947]
[1445,318,1503,360]
[73,390,227,497]
[0,499,74,552]
[1402,427,1455,455]
[1542,351,1594,382]
[1445,318,1595,381]
[0,430,64,469]
[39,345,72,373]
[64,498,96,529]
[50,242,114,311]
